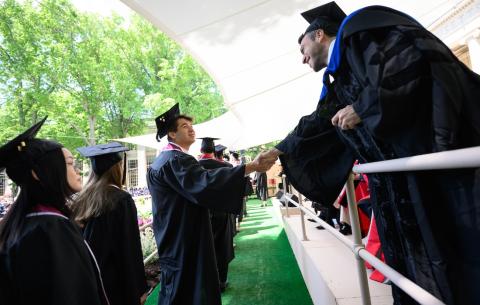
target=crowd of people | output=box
[0,196,13,219]
[127,187,151,198]
[0,2,479,305]
[0,122,148,305]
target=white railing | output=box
[353,146,480,173]
[280,146,480,305]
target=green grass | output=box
[146,198,313,305]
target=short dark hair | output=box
[166,115,193,142]
[214,150,223,159]
[298,24,338,44]
[201,146,214,154]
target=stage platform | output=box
[271,198,393,305]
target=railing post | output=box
[298,193,309,241]
[346,172,372,305]
[282,174,289,217]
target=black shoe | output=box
[307,218,316,223]
[339,223,352,235]
[316,225,325,230]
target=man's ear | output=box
[168,130,176,141]
[315,29,325,41]
[31,170,40,181]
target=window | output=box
[0,170,5,196]
[127,159,138,188]
[146,150,157,169]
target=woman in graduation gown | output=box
[0,117,108,305]
[72,142,148,305]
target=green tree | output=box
[0,0,226,152]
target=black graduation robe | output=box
[147,149,246,305]
[255,172,269,201]
[219,160,239,238]
[82,187,148,305]
[277,6,480,305]
[198,157,239,283]
[245,176,254,197]
[0,213,105,305]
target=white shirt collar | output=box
[327,38,336,65]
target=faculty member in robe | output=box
[264,2,480,304]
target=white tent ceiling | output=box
[118,0,460,152]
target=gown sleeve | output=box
[114,194,148,304]
[346,27,480,153]
[275,110,355,206]
[160,154,246,214]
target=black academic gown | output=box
[219,161,238,238]
[147,149,246,305]
[245,176,254,197]
[255,172,269,201]
[198,157,239,283]
[277,6,480,305]
[82,187,148,305]
[0,213,105,305]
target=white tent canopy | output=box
[117,0,462,151]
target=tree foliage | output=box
[0,0,226,151]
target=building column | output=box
[137,145,147,188]
[467,34,480,73]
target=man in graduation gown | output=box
[198,137,237,292]
[215,144,238,238]
[264,2,480,304]
[147,104,275,305]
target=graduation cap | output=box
[230,151,240,159]
[198,137,219,153]
[214,144,227,154]
[77,142,129,176]
[301,2,346,36]
[0,117,63,185]
[155,104,180,141]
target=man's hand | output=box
[331,105,361,130]
[263,148,282,160]
[254,151,277,172]
[245,151,277,175]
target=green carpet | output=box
[146,198,313,305]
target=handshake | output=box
[245,148,282,175]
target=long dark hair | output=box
[0,139,74,250]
